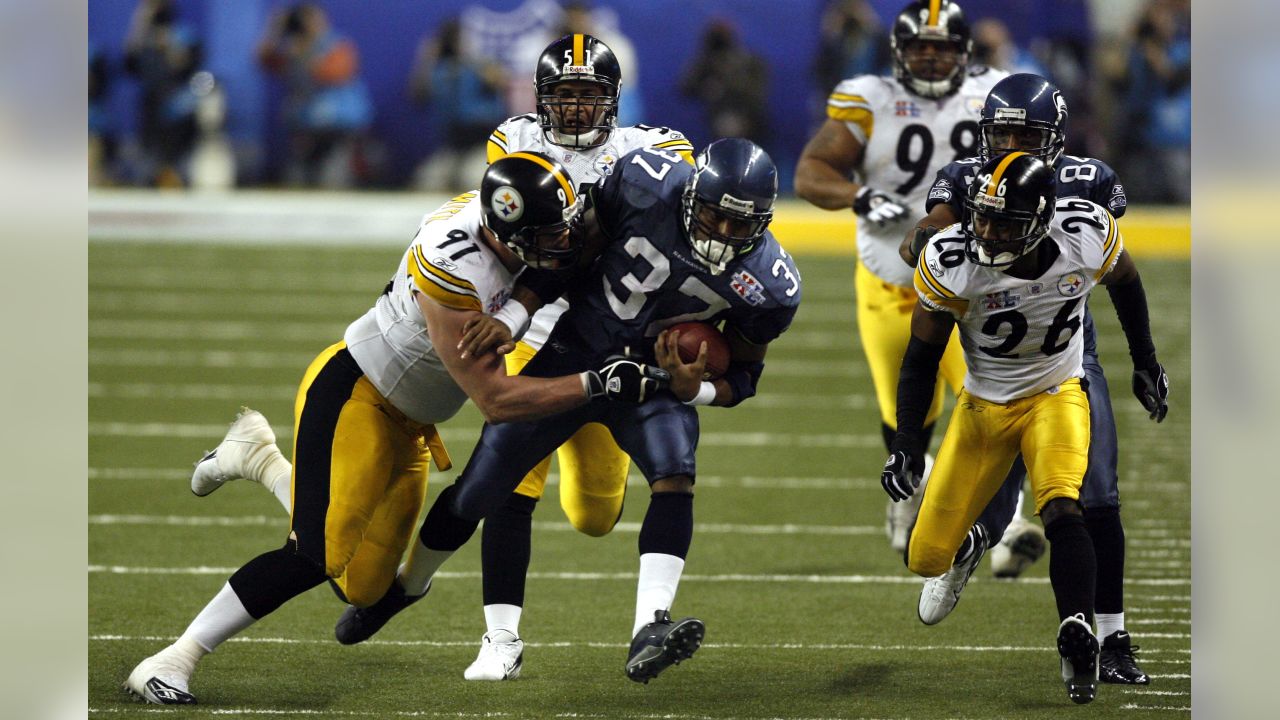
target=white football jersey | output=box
[486,115,694,348]
[344,193,518,425]
[913,198,1123,403]
[827,67,1006,287]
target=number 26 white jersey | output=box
[827,67,1006,287]
[913,198,1123,403]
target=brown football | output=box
[669,321,731,380]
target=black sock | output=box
[419,484,481,552]
[1085,505,1126,615]
[638,491,694,559]
[1044,513,1097,622]
[481,494,538,606]
[228,540,328,619]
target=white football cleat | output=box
[463,630,524,681]
[124,648,197,705]
[918,523,988,625]
[191,407,277,497]
[990,515,1047,578]
[886,453,932,552]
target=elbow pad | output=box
[722,361,765,408]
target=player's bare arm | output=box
[418,291,589,423]
[794,119,864,210]
[900,204,958,267]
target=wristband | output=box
[491,301,531,342]
[683,381,716,406]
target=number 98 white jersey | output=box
[912,198,1123,403]
[827,68,1006,287]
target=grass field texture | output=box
[89,242,1190,719]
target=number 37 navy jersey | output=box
[553,146,802,365]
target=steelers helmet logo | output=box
[491,186,524,222]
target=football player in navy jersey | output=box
[898,74,1150,685]
[338,138,801,683]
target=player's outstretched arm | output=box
[883,304,954,501]
[420,291,587,423]
[1101,250,1169,422]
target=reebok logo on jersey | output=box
[731,270,767,306]
[894,100,920,117]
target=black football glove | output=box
[906,225,939,267]
[881,433,925,502]
[585,357,670,402]
[853,186,907,227]
[1131,353,1169,422]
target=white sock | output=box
[483,604,523,637]
[397,537,454,596]
[633,553,685,637]
[180,582,257,654]
[1095,612,1125,639]
[264,464,293,513]
[1014,486,1026,518]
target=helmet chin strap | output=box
[550,127,603,147]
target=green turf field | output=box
[89,242,1190,718]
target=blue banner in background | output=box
[88,0,1091,190]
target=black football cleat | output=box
[1100,630,1151,684]
[624,610,704,684]
[334,581,427,645]
[1057,613,1100,704]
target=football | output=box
[669,321,731,380]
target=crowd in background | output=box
[88,0,1190,203]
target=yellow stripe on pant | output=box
[290,341,442,606]
[505,340,631,537]
[854,262,966,428]
[907,379,1091,577]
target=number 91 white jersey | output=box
[913,198,1123,403]
[827,68,1006,287]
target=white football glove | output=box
[854,186,908,227]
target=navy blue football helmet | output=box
[980,73,1068,167]
[681,138,777,274]
[962,151,1056,267]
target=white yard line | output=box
[86,565,1191,588]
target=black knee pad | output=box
[229,539,328,619]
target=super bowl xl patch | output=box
[731,270,767,306]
